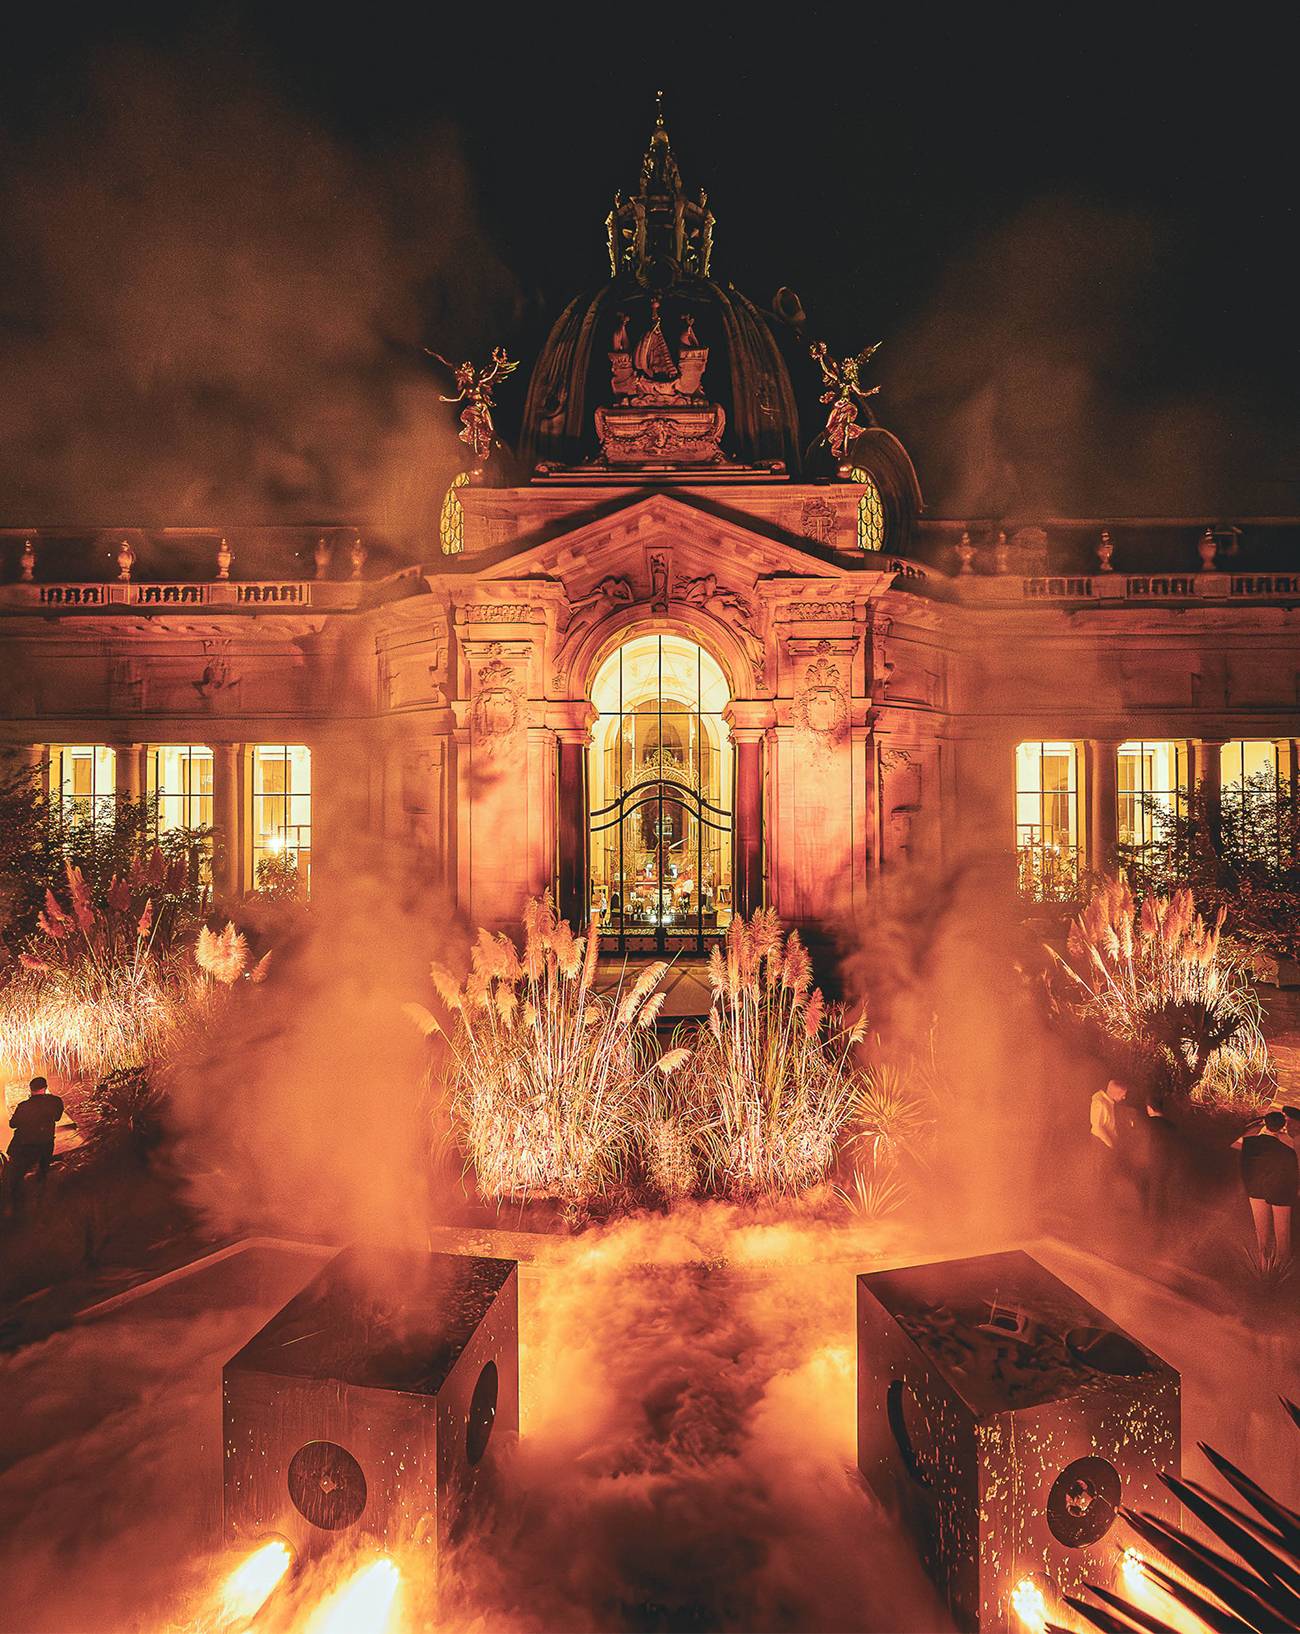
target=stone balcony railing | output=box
[950,570,1300,605]
[0,578,394,612]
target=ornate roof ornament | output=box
[605,94,715,284]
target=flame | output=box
[301,1558,401,1634]
[218,1538,293,1622]
[1011,1575,1047,1633]
[1121,1544,1145,1588]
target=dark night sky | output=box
[0,4,1294,529]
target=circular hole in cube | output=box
[1065,1326,1151,1376]
[1046,1455,1121,1547]
[287,1440,367,1531]
[467,1359,499,1466]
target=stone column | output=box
[733,730,764,920]
[114,742,145,802]
[1193,737,1223,851]
[555,732,588,928]
[212,742,242,900]
[1087,739,1120,874]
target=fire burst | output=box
[1011,1574,1047,1633]
[217,1538,293,1623]
[300,1558,402,1634]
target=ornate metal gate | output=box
[591,747,732,953]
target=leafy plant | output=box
[0,765,212,951]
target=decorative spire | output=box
[606,97,714,284]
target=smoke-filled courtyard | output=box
[2,1215,1294,1634]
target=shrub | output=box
[1047,873,1270,1106]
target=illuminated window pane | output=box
[588,634,732,943]
[49,745,116,826]
[1117,741,1187,852]
[251,745,312,894]
[1015,741,1081,899]
[148,745,214,881]
[849,466,886,551]
[439,470,471,556]
[1221,739,1288,863]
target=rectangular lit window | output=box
[148,745,214,880]
[1015,740,1081,899]
[1221,739,1289,863]
[1117,741,1188,853]
[49,745,116,827]
[251,744,312,893]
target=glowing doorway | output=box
[589,634,733,952]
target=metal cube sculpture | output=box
[224,1247,518,1564]
[857,1251,1180,1632]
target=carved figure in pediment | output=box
[561,575,634,653]
[649,553,670,613]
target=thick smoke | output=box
[0,1213,1295,1633]
[882,199,1296,520]
[0,39,517,536]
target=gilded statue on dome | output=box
[810,338,882,461]
[432,346,519,464]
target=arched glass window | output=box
[439,471,471,556]
[849,466,886,552]
[588,634,732,951]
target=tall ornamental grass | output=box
[410,892,684,1201]
[1048,873,1270,1105]
[678,909,866,1198]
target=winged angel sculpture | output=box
[431,347,519,465]
[810,338,882,461]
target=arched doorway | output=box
[588,633,733,951]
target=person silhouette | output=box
[6,1076,67,1216]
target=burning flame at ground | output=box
[1120,1544,1145,1589]
[299,1557,401,1634]
[218,1539,293,1623]
[1011,1574,1048,1633]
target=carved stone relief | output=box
[798,497,837,546]
[471,656,524,746]
[793,643,849,758]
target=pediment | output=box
[456,491,855,599]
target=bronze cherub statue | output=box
[431,346,519,465]
[810,338,883,461]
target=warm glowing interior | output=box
[1117,739,1186,849]
[588,633,732,939]
[49,743,116,823]
[251,743,312,891]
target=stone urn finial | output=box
[1097,530,1114,573]
[349,534,367,580]
[215,536,233,580]
[1198,527,1217,571]
[314,537,331,580]
[20,537,35,582]
[993,529,1010,575]
[117,538,135,582]
[956,529,976,576]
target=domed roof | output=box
[519,113,803,476]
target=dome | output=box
[519,110,802,476]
